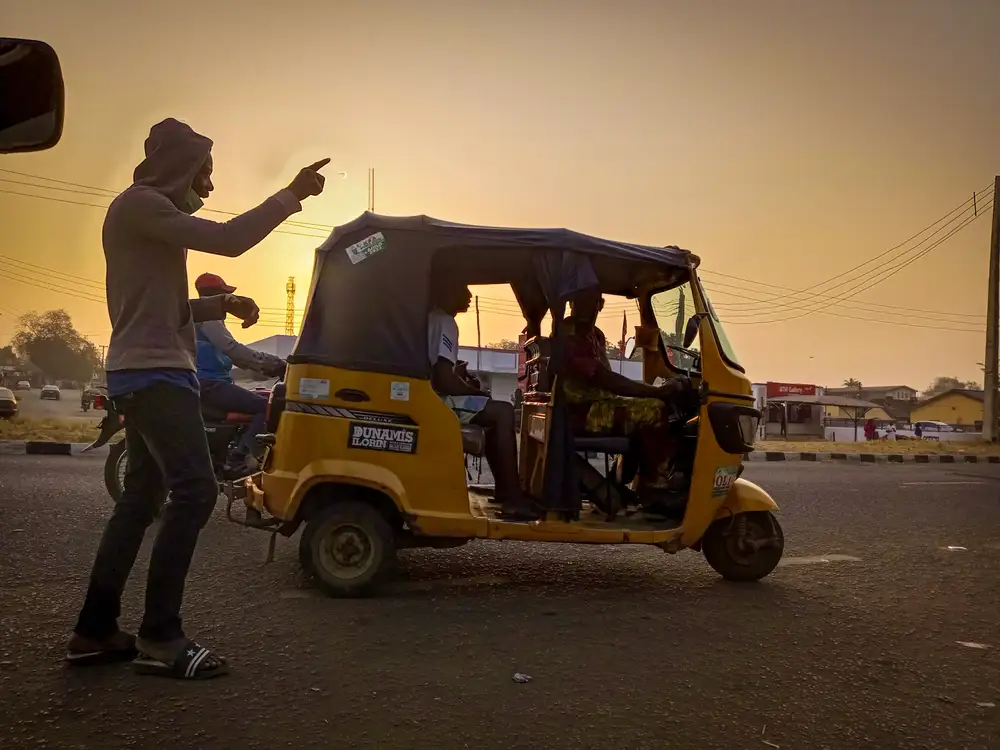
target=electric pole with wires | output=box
[983,175,999,442]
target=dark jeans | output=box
[74,383,217,643]
[199,379,268,457]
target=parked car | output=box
[0,387,18,419]
[40,384,61,401]
[15,380,31,391]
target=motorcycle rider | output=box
[193,272,286,476]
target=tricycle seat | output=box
[462,424,486,457]
[573,435,631,455]
[202,405,255,425]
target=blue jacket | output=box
[195,319,285,383]
[196,324,234,382]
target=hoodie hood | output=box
[132,118,213,204]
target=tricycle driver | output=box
[428,276,539,522]
[562,286,692,509]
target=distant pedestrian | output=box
[915,423,923,439]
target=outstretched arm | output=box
[199,320,286,374]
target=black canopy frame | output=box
[289,213,698,379]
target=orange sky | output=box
[2,0,998,391]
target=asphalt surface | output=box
[1,456,998,750]
[12,388,99,422]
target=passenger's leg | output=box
[471,400,535,518]
[594,397,675,488]
[200,381,269,463]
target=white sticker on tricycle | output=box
[712,465,739,497]
[345,232,386,265]
[298,378,330,400]
[390,381,410,401]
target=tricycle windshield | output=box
[650,278,743,373]
[697,276,742,371]
[650,282,701,374]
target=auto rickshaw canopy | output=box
[290,212,700,379]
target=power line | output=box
[0,186,330,240]
[0,253,106,291]
[719,204,991,326]
[723,182,994,312]
[0,169,336,233]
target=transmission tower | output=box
[285,276,296,335]
[367,167,375,212]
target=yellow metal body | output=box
[250,269,777,552]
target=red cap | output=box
[195,272,236,293]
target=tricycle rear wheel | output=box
[702,511,784,582]
[299,500,396,598]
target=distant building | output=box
[823,384,918,423]
[910,389,987,429]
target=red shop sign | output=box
[766,382,817,398]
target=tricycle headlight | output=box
[738,414,759,446]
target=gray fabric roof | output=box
[317,213,699,269]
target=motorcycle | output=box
[83,380,279,509]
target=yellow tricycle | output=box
[232,214,782,596]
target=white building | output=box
[244,334,644,402]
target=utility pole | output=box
[983,175,1000,442]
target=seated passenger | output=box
[428,277,538,521]
[561,286,691,506]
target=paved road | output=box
[12,388,99,423]
[1,457,998,749]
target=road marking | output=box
[778,554,862,566]
[900,481,984,486]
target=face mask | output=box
[177,188,204,214]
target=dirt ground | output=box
[759,439,1000,455]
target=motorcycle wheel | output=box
[104,440,165,518]
[104,440,127,502]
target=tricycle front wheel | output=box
[701,511,784,582]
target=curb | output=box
[744,451,1000,464]
[2,441,998,466]
[0,441,111,457]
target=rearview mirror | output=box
[0,38,65,153]
[623,337,636,360]
[683,314,708,349]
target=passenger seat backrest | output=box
[522,335,552,398]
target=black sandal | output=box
[132,641,229,680]
[65,632,138,667]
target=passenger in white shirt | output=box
[428,277,537,521]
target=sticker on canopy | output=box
[390,382,410,401]
[298,378,330,400]
[347,422,417,454]
[345,232,386,265]
[712,465,739,498]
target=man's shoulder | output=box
[428,308,458,330]
[105,185,172,225]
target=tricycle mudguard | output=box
[715,477,778,519]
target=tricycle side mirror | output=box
[0,38,65,153]
[683,313,708,349]
[623,336,636,360]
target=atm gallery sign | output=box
[766,382,817,398]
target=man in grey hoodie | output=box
[65,118,328,679]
